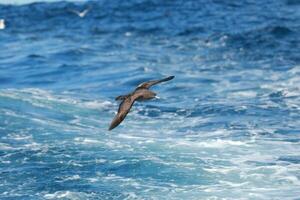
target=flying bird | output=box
[0,19,5,30]
[69,7,90,18]
[109,76,175,130]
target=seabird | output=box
[109,76,175,130]
[0,19,5,30]
[69,7,90,18]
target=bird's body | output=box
[109,76,174,130]
[69,8,90,18]
[0,19,5,30]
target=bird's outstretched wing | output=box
[81,8,90,16]
[136,76,174,90]
[69,9,80,16]
[109,96,135,130]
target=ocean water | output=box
[0,0,300,199]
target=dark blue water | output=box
[1,0,300,199]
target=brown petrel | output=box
[109,76,175,130]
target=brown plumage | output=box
[109,76,174,130]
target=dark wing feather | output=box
[109,96,135,130]
[115,94,131,101]
[136,76,174,90]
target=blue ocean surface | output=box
[0,0,300,199]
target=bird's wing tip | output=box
[108,125,114,131]
[165,75,175,81]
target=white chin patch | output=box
[155,96,160,99]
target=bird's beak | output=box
[155,96,160,99]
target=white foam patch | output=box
[74,137,103,145]
[86,178,98,183]
[67,160,83,167]
[171,139,249,149]
[64,175,81,181]
[0,88,112,111]
[22,142,43,151]
[113,159,127,164]
[80,100,113,109]
[231,90,257,98]
[0,143,16,150]
[218,180,249,187]
[2,108,82,133]
[74,137,131,150]
[0,160,11,164]
[117,134,155,144]
[203,167,238,174]
[95,159,106,164]
[44,191,90,199]
[5,133,32,141]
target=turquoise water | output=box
[0,0,300,199]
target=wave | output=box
[1,0,300,199]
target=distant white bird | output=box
[0,19,5,30]
[69,8,90,18]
